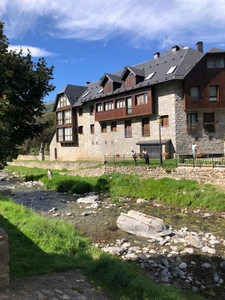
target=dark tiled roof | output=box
[120,66,145,79]
[74,46,204,106]
[57,45,225,108]
[99,73,122,86]
[54,84,87,110]
[207,47,225,53]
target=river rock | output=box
[77,195,99,203]
[116,210,167,238]
[184,234,202,248]
[220,261,225,270]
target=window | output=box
[78,126,83,134]
[101,123,107,133]
[57,110,71,125]
[203,112,215,133]
[64,127,72,141]
[125,120,132,138]
[104,101,114,111]
[116,98,125,109]
[142,118,150,136]
[135,93,148,105]
[57,128,63,141]
[90,105,94,115]
[187,113,198,134]
[111,122,117,132]
[145,72,155,80]
[56,111,63,125]
[166,66,177,74]
[190,87,200,102]
[96,103,103,112]
[161,115,169,126]
[57,127,72,141]
[78,108,83,116]
[57,95,69,108]
[90,124,95,134]
[82,91,91,98]
[209,85,218,102]
[64,110,71,124]
[207,58,225,68]
[126,97,132,114]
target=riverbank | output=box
[8,159,225,187]
[1,170,225,299]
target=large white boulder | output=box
[116,210,167,238]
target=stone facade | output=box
[0,228,9,291]
[50,85,178,162]
[49,44,225,162]
[50,79,225,162]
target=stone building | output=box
[50,42,225,161]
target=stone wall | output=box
[8,160,225,186]
[0,228,9,291]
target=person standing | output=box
[192,142,197,159]
[142,148,149,164]
[131,149,137,166]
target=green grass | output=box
[0,194,204,300]
[6,165,225,211]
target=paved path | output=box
[0,269,108,300]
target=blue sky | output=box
[1,0,225,103]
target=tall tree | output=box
[0,22,55,169]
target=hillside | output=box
[44,101,54,112]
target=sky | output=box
[1,0,225,103]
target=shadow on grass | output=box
[0,214,80,278]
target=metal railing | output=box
[104,154,225,168]
[178,154,225,168]
[103,155,178,167]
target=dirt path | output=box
[0,269,108,300]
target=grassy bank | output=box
[6,165,225,211]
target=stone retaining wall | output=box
[8,160,225,186]
[0,228,9,291]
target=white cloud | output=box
[1,0,225,46]
[8,45,57,57]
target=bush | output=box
[56,179,92,194]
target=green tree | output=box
[0,22,55,169]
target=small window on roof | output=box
[98,88,103,93]
[82,91,91,97]
[166,66,177,74]
[145,72,155,80]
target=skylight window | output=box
[166,66,177,74]
[82,91,91,97]
[145,72,155,80]
[98,88,103,93]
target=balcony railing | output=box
[187,123,198,134]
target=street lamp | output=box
[157,115,163,166]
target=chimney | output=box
[196,41,203,53]
[172,45,180,52]
[154,52,160,59]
